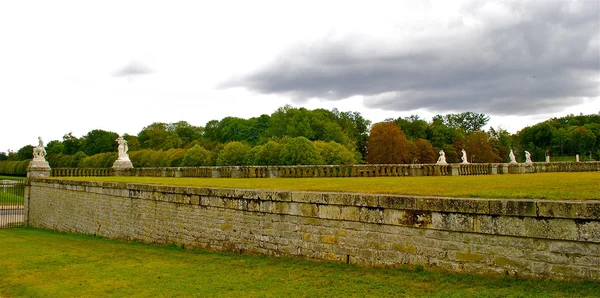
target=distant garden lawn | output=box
[1,228,598,297]
[62,172,600,200]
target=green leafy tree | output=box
[279,137,321,165]
[181,145,212,166]
[438,112,490,134]
[138,122,183,150]
[45,140,64,155]
[314,141,358,165]
[14,145,34,161]
[62,132,81,155]
[395,115,428,140]
[216,142,251,166]
[123,134,140,151]
[569,126,596,155]
[81,129,119,156]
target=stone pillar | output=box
[27,161,51,178]
[231,167,244,178]
[500,164,509,174]
[450,164,459,176]
[268,169,280,178]
[546,155,550,163]
[211,170,221,178]
[489,164,498,175]
[576,154,580,162]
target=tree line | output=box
[1,106,598,175]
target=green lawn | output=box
[0,179,24,206]
[61,172,600,200]
[0,228,598,298]
[0,175,25,181]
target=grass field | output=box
[0,178,24,206]
[0,175,25,180]
[0,228,598,298]
[61,172,600,200]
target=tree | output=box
[45,140,64,155]
[461,131,500,163]
[439,112,490,134]
[411,139,437,164]
[138,122,183,150]
[488,127,512,162]
[14,145,34,161]
[0,152,7,161]
[62,132,81,155]
[279,137,321,165]
[81,129,119,156]
[248,141,282,165]
[366,122,410,164]
[395,115,428,140]
[181,145,212,166]
[569,126,596,155]
[216,142,251,166]
[314,141,358,165]
[123,134,140,151]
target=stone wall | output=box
[25,178,600,281]
[50,161,600,178]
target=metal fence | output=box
[0,179,24,228]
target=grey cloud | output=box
[220,1,599,116]
[113,61,153,77]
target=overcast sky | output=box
[1,0,598,153]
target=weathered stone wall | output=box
[50,161,600,178]
[25,178,600,281]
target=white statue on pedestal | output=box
[32,136,47,161]
[509,150,517,164]
[28,136,51,176]
[116,136,130,161]
[525,151,533,164]
[461,149,469,164]
[112,135,134,169]
[436,150,448,165]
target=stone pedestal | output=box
[231,168,244,178]
[450,165,459,176]
[112,159,133,169]
[27,159,51,178]
[112,159,133,176]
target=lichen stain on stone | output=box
[401,210,432,227]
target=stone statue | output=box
[509,150,517,164]
[32,136,47,160]
[116,136,130,161]
[28,136,51,177]
[525,151,533,164]
[112,135,134,169]
[461,149,469,164]
[436,150,448,165]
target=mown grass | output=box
[0,175,25,181]
[0,228,598,298]
[62,172,600,200]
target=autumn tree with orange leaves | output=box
[366,122,410,164]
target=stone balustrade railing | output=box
[51,168,114,177]
[48,161,600,178]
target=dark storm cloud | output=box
[221,1,599,115]
[113,61,153,77]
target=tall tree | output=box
[81,129,119,156]
[366,122,410,164]
[439,112,490,134]
[62,132,81,155]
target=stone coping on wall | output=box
[28,178,600,244]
